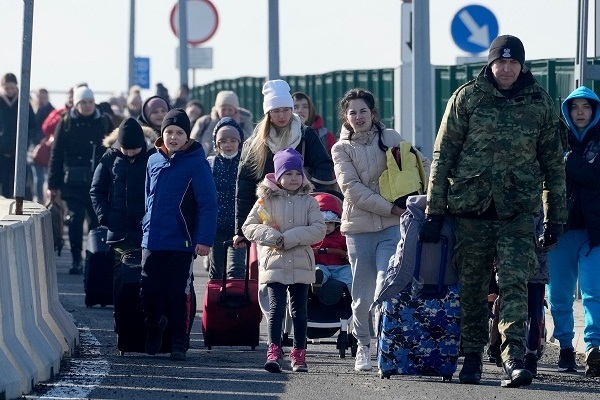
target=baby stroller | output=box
[281,259,357,359]
[282,191,357,358]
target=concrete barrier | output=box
[21,202,79,354]
[0,200,78,399]
[0,224,38,397]
[0,197,15,218]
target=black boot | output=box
[524,353,538,377]
[459,353,483,384]
[502,358,533,388]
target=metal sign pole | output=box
[575,0,588,89]
[268,0,280,80]
[14,0,35,214]
[412,0,434,158]
[178,0,189,86]
[128,0,136,89]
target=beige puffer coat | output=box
[242,174,326,285]
[332,125,430,235]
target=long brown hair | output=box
[292,91,316,126]
[245,113,294,178]
[338,88,382,133]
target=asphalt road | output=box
[22,246,600,400]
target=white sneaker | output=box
[354,345,372,371]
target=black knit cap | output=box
[118,118,146,149]
[161,108,191,138]
[487,35,525,66]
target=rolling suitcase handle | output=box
[221,239,252,303]
[414,236,449,297]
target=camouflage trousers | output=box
[455,213,537,361]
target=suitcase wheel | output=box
[119,351,125,356]
[251,346,256,351]
[442,375,452,382]
[379,371,392,379]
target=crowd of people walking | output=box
[1,32,599,386]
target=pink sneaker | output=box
[290,348,308,372]
[264,343,283,373]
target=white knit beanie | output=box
[214,90,240,109]
[262,80,293,114]
[73,86,94,106]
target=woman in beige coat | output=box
[331,88,430,372]
[243,148,325,374]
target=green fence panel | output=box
[190,58,600,144]
[190,68,395,138]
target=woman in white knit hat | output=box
[233,79,336,251]
[190,90,254,156]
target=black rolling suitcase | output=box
[114,249,196,355]
[84,226,114,307]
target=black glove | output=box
[539,223,563,248]
[419,214,444,243]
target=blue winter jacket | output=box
[142,138,218,252]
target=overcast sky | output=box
[0,0,592,105]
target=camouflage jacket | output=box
[426,67,567,223]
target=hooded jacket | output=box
[190,106,254,157]
[312,115,336,156]
[310,192,347,266]
[142,138,217,252]
[90,125,157,245]
[242,174,326,285]
[426,66,566,224]
[137,95,170,136]
[332,124,431,235]
[561,86,600,248]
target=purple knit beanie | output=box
[274,148,304,181]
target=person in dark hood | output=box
[90,118,155,256]
[138,95,170,137]
[547,86,600,378]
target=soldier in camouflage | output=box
[419,35,566,387]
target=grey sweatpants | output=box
[346,226,400,346]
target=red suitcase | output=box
[201,240,262,349]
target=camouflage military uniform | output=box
[426,66,567,361]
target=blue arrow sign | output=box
[451,5,499,54]
[134,57,150,89]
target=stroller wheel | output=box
[282,332,293,347]
[349,335,358,358]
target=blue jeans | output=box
[315,264,353,291]
[346,226,400,346]
[548,229,600,352]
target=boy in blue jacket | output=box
[141,108,217,360]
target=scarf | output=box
[265,113,303,154]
